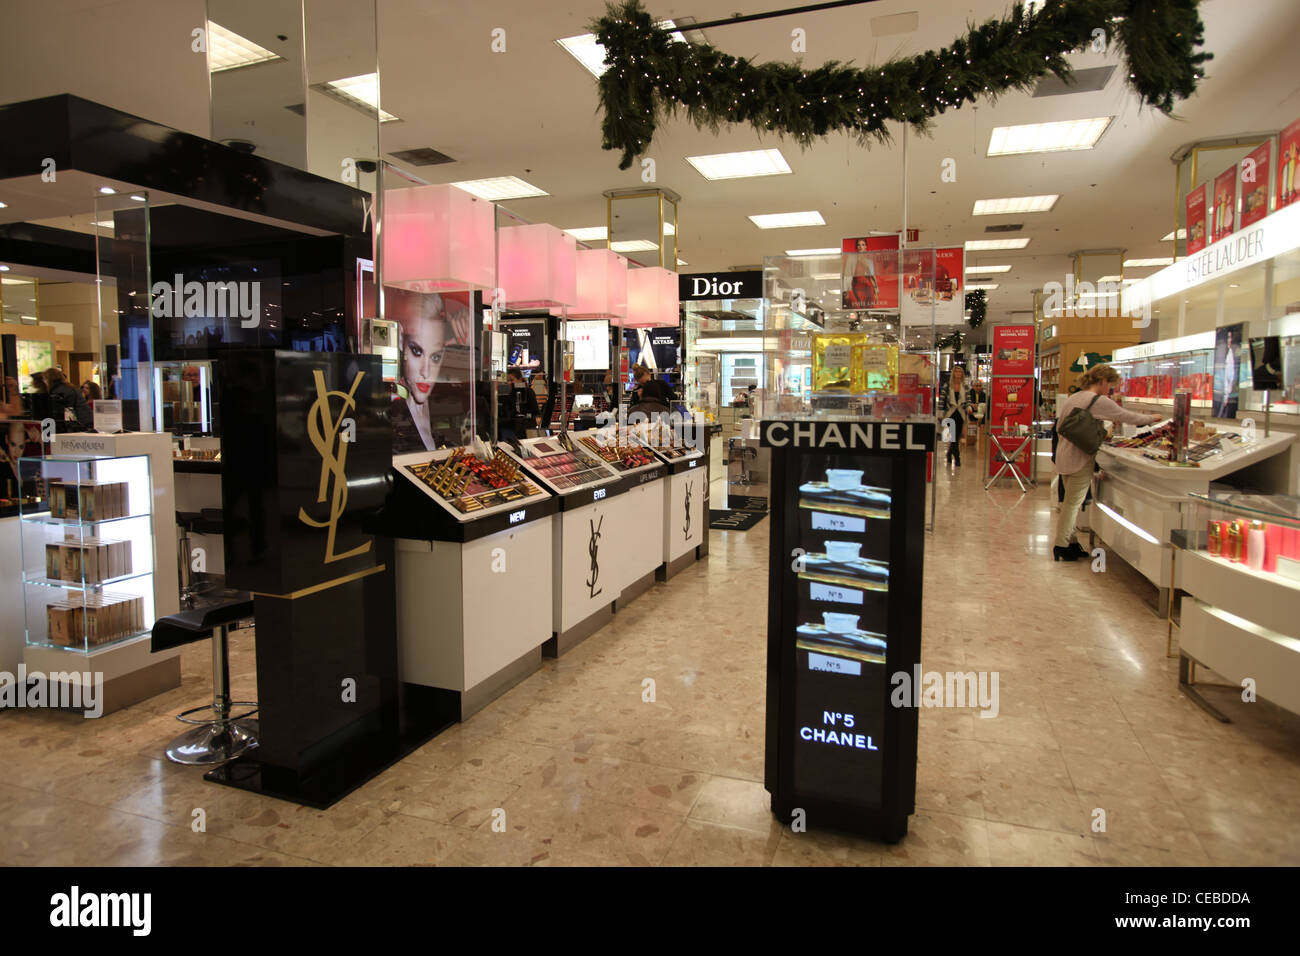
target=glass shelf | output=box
[21,511,152,528]
[26,629,151,654]
[24,568,155,591]
[1187,491,1300,528]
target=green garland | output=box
[937,330,965,352]
[594,0,1210,169]
[965,289,987,330]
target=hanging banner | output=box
[841,236,900,311]
[1186,183,1208,255]
[1239,142,1271,229]
[1279,116,1300,212]
[1211,165,1238,244]
[900,247,963,327]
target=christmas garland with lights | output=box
[594,0,1210,169]
[937,330,965,352]
[965,288,987,330]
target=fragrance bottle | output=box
[853,343,899,392]
[812,333,858,392]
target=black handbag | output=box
[1057,393,1107,456]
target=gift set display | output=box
[18,453,156,653]
[810,334,898,394]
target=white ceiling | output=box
[374,0,1300,326]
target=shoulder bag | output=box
[1057,393,1107,456]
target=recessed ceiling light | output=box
[207,21,283,73]
[94,220,114,229]
[972,195,1059,215]
[320,74,399,123]
[130,194,146,202]
[1161,228,1187,241]
[964,264,1011,273]
[556,21,686,78]
[967,283,1000,291]
[610,240,660,253]
[785,247,840,256]
[676,258,688,266]
[0,265,8,272]
[1095,275,1140,284]
[450,176,549,201]
[565,226,607,242]
[749,211,825,229]
[1123,257,1174,267]
[987,117,1112,155]
[965,238,1031,251]
[685,148,791,181]
[0,202,7,209]
[98,187,115,195]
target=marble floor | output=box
[3,458,1300,866]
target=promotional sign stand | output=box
[761,418,933,841]
[986,325,1037,492]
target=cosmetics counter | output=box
[391,441,558,720]
[1171,492,1300,719]
[1092,422,1294,613]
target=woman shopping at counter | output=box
[1052,365,1162,562]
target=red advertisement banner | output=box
[1240,142,1271,229]
[992,324,1035,375]
[841,235,900,311]
[1279,117,1300,212]
[1211,166,1237,243]
[1186,184,1208,254]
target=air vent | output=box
[984,223,1023,233]
[1033,66,1115,98]
[284,103,306,116]
[388,147,456,167]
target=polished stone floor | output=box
[3,455,1300,866]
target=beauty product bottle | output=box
[1227,521,1244,562]
[1264,523,1282,573]
[1207,520,1221,556]
[1247,521,1266,571]
[812,333,856,392]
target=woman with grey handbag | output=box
[1052,365,1162,562]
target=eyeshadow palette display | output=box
[797,469,892,519]
[576,431,659,473]
[628,420,703,462]
[513,435,619,493]
[404,446,545,516]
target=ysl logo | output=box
[683,480,693,540]
[298,369,372,564]
[586,515,603,598]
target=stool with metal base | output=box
[728,437,758,485]
[175,509,226,609]
[151,590,258,766]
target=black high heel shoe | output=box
[1053,546,1080,562]
[1066,541,1088,558]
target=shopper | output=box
[1052,365,1162,561]
[81,380,102,404]
[44,367,93,431]
[500,368,540,443]
[630,363,673,413]
[939,366,972,467]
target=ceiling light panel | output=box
[321,74,399,123]
[964,238,1031,251]
[207,21,282,73]
[786,247,840,256]
[610,240,660,253]
[972,195,1059,216]
[565,226,607,242]
[1161,229,1187,241]
[1123,257,1174,267]
[686,148,791,180]
[987,117,1112,156]
[450,177,549,201]
[557,21,685,78]
[749,211,825,230]
[966,284,1000,291]
[963,264,1011,274]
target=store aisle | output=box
[3,463,1300,866]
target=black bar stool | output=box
[728,437,757,485]
[175,509,226,608]
[151,589,258,766]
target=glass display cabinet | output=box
[19,454,155,653]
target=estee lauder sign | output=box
[759,420,935,451]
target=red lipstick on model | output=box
[416,382,431,393]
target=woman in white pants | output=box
[1053,365,1162,562]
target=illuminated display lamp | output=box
[625,266,680,328]
[573,247,628,318]
[380,184,496,291]
[498,222,578,308]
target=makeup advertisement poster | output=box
[1240,142,1271,229]
[900,247,963,327]
[1211,165,1238,244]
[502,321,545,371]
[388,287,473,453]
[1213,322,1244,419]
[991,325,1035,375]
[1278,116,1300,211]
[841,235,900,311]
[1186,184,1208,254]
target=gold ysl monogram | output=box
[298,369,372,564]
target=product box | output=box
[46,603,81,646]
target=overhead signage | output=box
[678,270,763,301]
